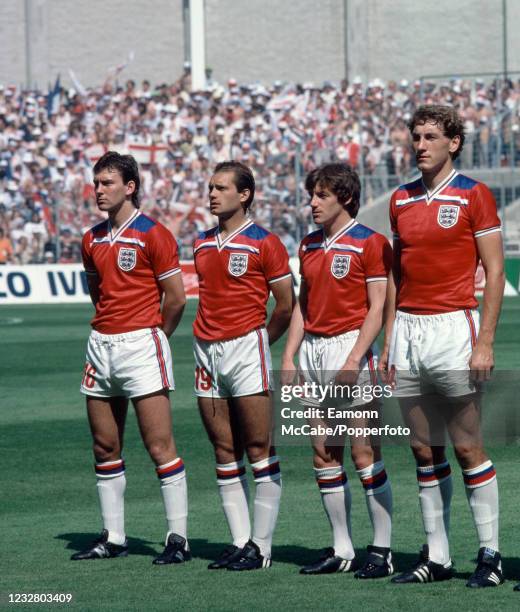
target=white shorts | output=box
[193,328,273,398]
[298,330,379,408]
[388,309,480,398]
[80,327,175,399]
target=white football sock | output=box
[463,460,499,551]
[417,462,452,564]
[357,461,393,548]
[156,457,188,543]
[251,456,282,558]
[217,460,251,548]
[315,465,355,560]
[95,459,126,545]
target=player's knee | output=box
[411,444,435,466]
[313,455,338,469]
[245,440,270,464]
[454,444,486,469]
[93,439,121,463]
[145,438,174,464]
[214,444,241,464]
[350,446,375,470]
[312,445,343,468]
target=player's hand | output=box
[378,347,395,388]
[469,341,494,383]
[280,359,297,386]
[335,357,361,387]
[378,347,389,380]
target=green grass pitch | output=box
[1,298,520,610]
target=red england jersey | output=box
[300,219,392,336]
[193,220,291,341]
[81,210,181,334]
[390,170,502,314]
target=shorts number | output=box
[195,366,212,392]
[82,363,97,389]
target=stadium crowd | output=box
[0,68,519,264]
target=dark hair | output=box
[93,151,141,207]
[305,163,361,218]
[408,105,465,160]
[213,160,255,210]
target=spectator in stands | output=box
[0,227,13,263]
[0,74,518,264]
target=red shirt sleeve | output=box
[469,182,502,238]
[261,233,291,283]
[363,232,392,282]
[146,223,181,281]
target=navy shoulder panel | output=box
[130,214,157,233]
[451,173,479,190]
[198,226,218,240]
[243,223,270,240]
[348,223,375,239]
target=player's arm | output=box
[85,272,100,307]
[470,232,505,381]
[159,272,186,338]
[379,239,400,380]
[337,279,387,385]
[266,276,295,346]
[280,281,307,384]
[81,232,100,307]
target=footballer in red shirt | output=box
[282,163,394,577]
[193,161,294,571]
[380,106,505,587]
[73,152,190,565]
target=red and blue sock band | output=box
[156,457,185,483]
[463,460,496,489]
[358,461,389,495]
[416,461,452,488]
[95,458,125,479]
[216,460,247,486]
[252,455,281,483]
[315,465,348,493]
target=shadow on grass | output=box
[501,555,520,582]
[188,539,319,566]
[191,541,428,570]
[56,532,158,558]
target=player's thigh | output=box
[81,333,115,397]
[87,396,128,460]
[193,337,219,397]
[225,329,273,397]
[198,396,243,460]
[116,329,175,398]
[133,390,177,461]
[421,311,479,396]
[388,313,434,397]
[298,334,323,387]
[232,392,273,461]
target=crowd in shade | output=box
[0,65,519,264]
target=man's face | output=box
[93,168,134,213]
[412,120,460,174]
[310,182,346,226]
[208,171,248,219]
